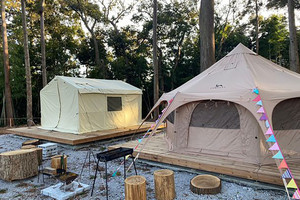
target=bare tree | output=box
[153,0,159,118]
[199,0,215,72]
[21,0,34,126]
[39,0,47,87]
[288,0,299,72]
[1,1,14,126]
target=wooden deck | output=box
[7,122,164,145]
[109,133,300,186]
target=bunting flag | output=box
[288,179,298,189]
[265,120,270,128]
[266,135,276,142]
[252,95,261,102]
[257,107,265,113]
[252,88,299,198]
[272,151,284,159]
[265,127,273,135]
[282,169,292,179]
[260,113,267,121]
[279,160,288,169]
[253,88,259,94]
[256,100,263,106]
[269,143,279,151]
[293,190,300,199]
[138,139,142,143]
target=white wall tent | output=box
[148,43,300,167]
[40,76,142,134]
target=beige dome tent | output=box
[148,43,300,166]
[40,76,142,134]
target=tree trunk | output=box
[255,0,259,54]
[199,0,215,72]
[21,0,34,127]
[125,175,147,200]
[154,169,176,200]
[288,0,299,73]
[0,149,38,181]
[1,1,14,127]
[153,0,159,119]
[190,175,221,195]
[40,0,47,87]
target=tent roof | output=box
[161,43,300,102]
[54,76,142,94]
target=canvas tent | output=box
[148,43,300,167]
[40,76,142,134]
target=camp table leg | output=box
[91,159,99,196]
[124,156,126,180]
[105,161,108,200]
[132,155,138,175]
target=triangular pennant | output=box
[253,88,259,94]
[265,127,273,135]
[256,100,263,106]
[257,107,265,113]
[293,190,300,199]
[260,113,267,121]
[269,143,279,150]
[266,135,276,142]
[287,179,298,189]
[138,139,142,143]
[252,95,261,102]
[282,169,292,179]
[272,151,283,159]
[279,160,288,169]
[265,120,270,128]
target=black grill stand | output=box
[91,147,138,200]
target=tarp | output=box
[40,76,142,134]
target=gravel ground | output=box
[0,134,287,200]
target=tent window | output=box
[166,111,175,124]
[190,100,240,129]
[273,98,300,130]
[107,97,122,111]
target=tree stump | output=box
[22,139,40,146]
[154,169,176,200]
[0,149,38,181]
[190,175,221,195]
[21,146,43,166]
[125,175,147,200]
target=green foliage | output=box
[258,15,289,67]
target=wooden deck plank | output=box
[109,134,300,186]
[6,123,165,145]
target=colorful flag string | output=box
[252,88,300,199]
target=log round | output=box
[190,175,221,195]
[0,149,38,181]
[22,139,40,146]
[154,169,176,200]
[21,146,43,166]
[125,175,147,200]
[51,155,67,170]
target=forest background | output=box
[0,0,299,126]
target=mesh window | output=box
[107,97,122,111]
[272,98,300,130]
[166,111,175,124]
[190,100,240,129]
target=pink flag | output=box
[265,128,273,135]
[269,143,279,151]
[257,107,265,113]
[252,95,261,102]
